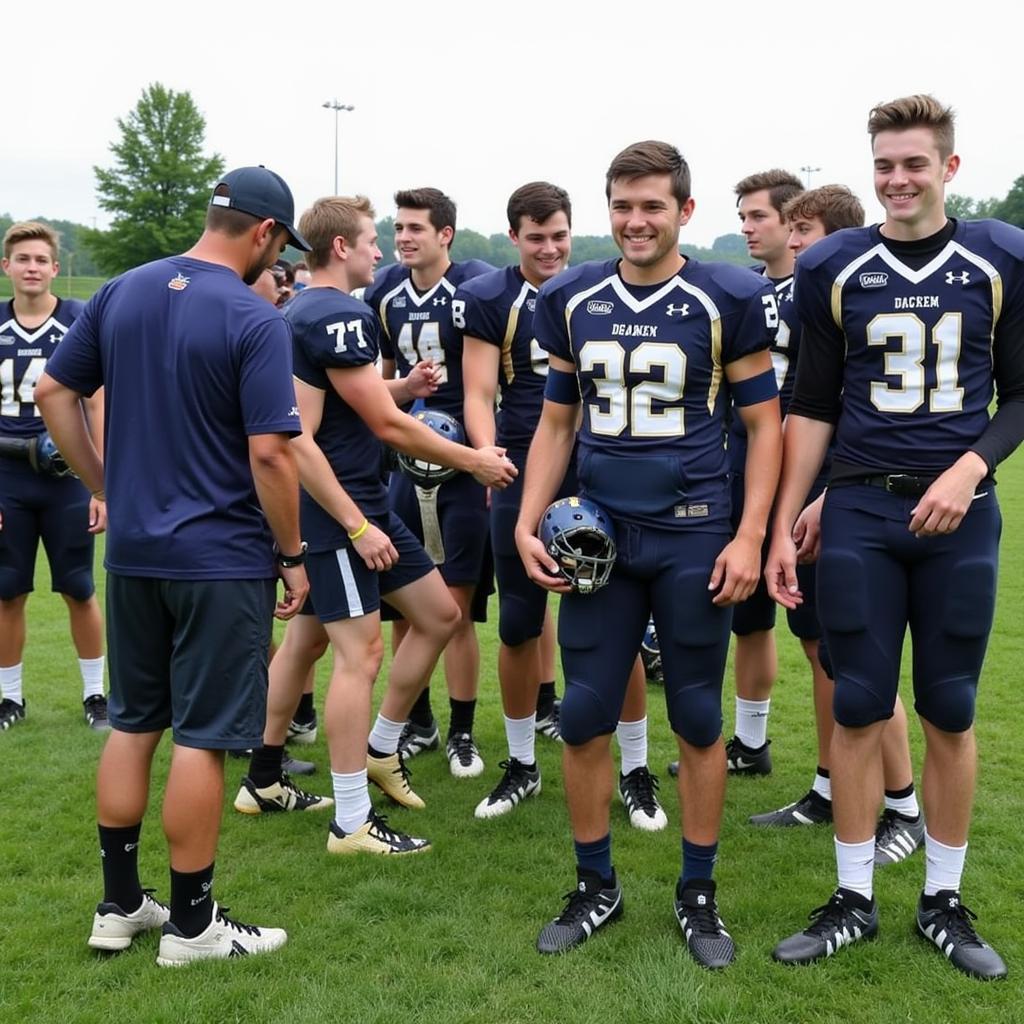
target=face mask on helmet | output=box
[640,617,663,683]
[539,496,616,595]
[396,409,465,488]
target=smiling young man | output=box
[515,141,782,967]
[766,96,1024,980]
[0,222,107,732]
[457,182,666,829]
[364,189,495,779]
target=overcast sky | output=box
[7,0,1021,250]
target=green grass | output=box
[0,277,105,302]
[2,457,1023,1024]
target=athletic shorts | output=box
[306,511,435,623]
[105,574,275,750]
[0,460,95,600]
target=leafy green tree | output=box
[992,175,1024,228]
[946,193,1001,220]
[84,84,224,275]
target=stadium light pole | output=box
[801,165,821,188]
[323,100,355,193]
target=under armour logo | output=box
[945,270,970,285]
[124,843,138,853]
[49,332,61,345]
[432,296,448,306]
[666,303,690,317]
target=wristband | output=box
[348,519,369,541]
[276,541,308,567]
[91,490,106,501]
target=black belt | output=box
[856,474,936,498]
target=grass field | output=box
[2,458,1023,1024]
[0,277,105,302]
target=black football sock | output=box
[169,863,215,938]
[294,692,315,723]
[98,823,144,912]
[448,697,477,736]
[536,681,557,715]
[248,744,285,788]
[409,688,434,728]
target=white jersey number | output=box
[578,340,686,437]
[396,322,448,384]
[0,357,47,417]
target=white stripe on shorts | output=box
[335,548,364,617]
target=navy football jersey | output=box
[453,265,549,449]
[286,287,388,552]
[0,298,85,439]
[364,260,494,421]
[791,220,1024,474]
[534,258,775,529]
[728,271,797,469]
[44,257,299,579]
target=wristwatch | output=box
[276,541,308,568]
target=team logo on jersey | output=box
[859,272,888,288]
[0,335,14,346]
[665,303,690,317]
[167,272,190,291]
[945,270,971,285]
[48,332,61,345]
[432,296,448,306]
[587,300,614,316]
[392,295,407,308]
[527,298,536,312]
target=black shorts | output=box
[105,574,275,750]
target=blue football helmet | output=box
[29,431,75,478]
[396,409,464,488]
[640,617,663,684]
[539,496,616,595]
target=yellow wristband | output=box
[348,518,369,541]
[91,490,106,501]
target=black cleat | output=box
[674,878,735,969]
[618,767,667,831]
[83,695,111,731]
[916,890,1007,980]
[773,888,878,964]
[874,809,924,866]
[749,789,832,827]
[536,868,623,954]
[474,759,541,819]
[0,698,26,730]
[726,735,772,775]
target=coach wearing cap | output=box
[36,166,312,965]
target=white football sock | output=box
[368,714,405,755]
[79,656,105,700]
[505,713,536,765]
[616,716,648,776]
[0,663,23,705]
[332,769,372,835]
[924,831,967,896]
[835,836,875,900]
[734,698,770,749]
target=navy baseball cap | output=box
[209,166,310,251]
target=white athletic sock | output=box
[0,663,24,705]
[505,713,536,766]
[835,836,875,900]
[331,769,372,835]
[884,788,920,819]
[79,656,105,700]
[368,714,405,755]
[616,716,648,776]
[812,770,832,802]
[924,830,967,895]
[734,698,770,749]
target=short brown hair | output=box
[299,196,376,272]
[867,94,955,158]
[394,188,456,234]
[3,221,59,261]
[734,169,804,214]
[782,185,865,235]
[605,141,691,206]
[507,182,572,233]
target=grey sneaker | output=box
[873,809,924,866]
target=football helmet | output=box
[396,409,464,488]
[539,496,616,595]
[28,431,75,478]
[640,617,663,684]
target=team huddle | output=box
[3,93,1022,977]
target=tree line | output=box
[6,84,1024,281]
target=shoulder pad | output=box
[796,227,871,272]
[456,267,513,303]
[969,219,1024,260]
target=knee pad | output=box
[816,550,868,633]
[56,568,96,603]
[832,674,893,728]
[942,558,997,640]
[498,591,544,647]
[559,681,618,746]
[666,681,722,747]
[915,676,978,733]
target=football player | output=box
[235,196,516,856]
[767,95,1024,980]
[516,141,783,967]
[750,185,924,870]
[0,221,107,732]
[363,189,495,779]
[458,182,666,830]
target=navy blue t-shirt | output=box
[534,257,775,530]
[0,298,85,439]
[286,287,388,552]
[45,256,300,579]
